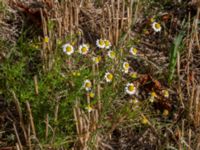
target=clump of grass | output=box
[168,31,185,84]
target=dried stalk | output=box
[34,75,39,95]
[11,90,27,144]
[97,84,101,113]
[27,123,32,150]
[86,93,91,119]
[177,52,185,108]
[26,101,36,138]
[45,114,49,140]
[13,123,23,150]
[194,86,200,127]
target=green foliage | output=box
[168,31,185,84]
[0,34,76,148]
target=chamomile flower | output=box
[89,92,95,98]
[77,30,82,36]
[125,83,137,95]
[62,43,74,55]
[104,39,111,49]
[31,44,39,49]
[162,90,169,98]
[78,44,89,55]
[130,72,138,79]
[129,47,138,56]
[163,109,169,117]
[149,91,157,103]
[96,39,105,48]
[123,62,130,73]
[130,98,139,105]
[44,36,49,43]
[72,71,77,76]
[141,116,149,125]
[108,50,116,59]
[85,105,93,112]
[104,72,113,83]
[83,79,92,91]
[131,98,140,109]
[151,91,157,97]
[152,22,162,32]
[72,71,80,77]
[132,98,139,104]
[57,39,62,45]
[150,16,155,23]
[92,56,101,64]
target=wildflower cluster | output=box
[61,34,168,116]
[62,43,90,56]
[96,39,111,49]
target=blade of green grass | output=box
[168,31,185,84]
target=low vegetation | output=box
[0,0,200,149]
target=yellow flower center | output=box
[155,23,161,29]
[95,58,99,63]
[32,44,39,49]
[73,72,80,76]
[150,17,155,23]
[86,105,93,112]
[132,99,138,104]
[124,63,129,69]
[132,48,137,54]
[131,72,137,78]
[57,39,62,45]
[89,92,95,98]
[99,39,104,46]
[151,92,157,97]
[71,41,76,45]
[107,73,113,80]
[44,36,49,43]
[163,109,169,116]
[142,117,148,125]
[66,46,72,52]
[78,31,82,35]
[105,40,110,47]
[163,90,169,98]
[128,85,135,91]
[81,47,87,53]
[110,51,115,58]
[85,82,91,88]
[93,56,101,64]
